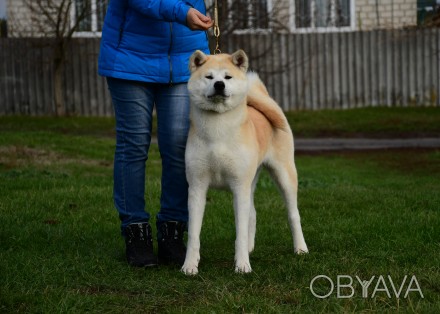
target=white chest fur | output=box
[186,105,252,189]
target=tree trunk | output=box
[53,41,66,116]
[54,64,65,116]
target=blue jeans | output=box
[107,77,190,234]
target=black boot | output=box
[157,221,187,266]
[124,222,158,267]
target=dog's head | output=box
[188,50,249,113]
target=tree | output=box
[11,0,107,116]
[214,0,291,36]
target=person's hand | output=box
[186,8,214,31]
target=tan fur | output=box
[247,75,290,132]
[182,50,308,275]
[247,107,272,160]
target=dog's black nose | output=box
[214,81,225,91]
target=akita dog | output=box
[181,50,308,275]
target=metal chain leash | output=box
[213,0,221,54]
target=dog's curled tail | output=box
[246,72,290,132]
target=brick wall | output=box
[7,0,34,37]
[273,0,418,32]
[7,0,69,37]
[356,0,417,30]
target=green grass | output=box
[285,107,440,138]
[1,106,440,138]
[1,108,440,313]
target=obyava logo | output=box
[310,275,424,299]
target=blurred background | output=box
[0,0,439,116]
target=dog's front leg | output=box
[181,184,208,275]
[233,185,253,273]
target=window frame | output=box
[288,0,356,33]
[229,0,274,34]
[70,0,104,38]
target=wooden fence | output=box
[0,29,439,116]
[228,29,440,110]
[0,38,112,116]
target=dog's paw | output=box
[294,244,309,255]
[181,264,199,276]
[235,262,252,274]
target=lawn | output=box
[0,108,439,313]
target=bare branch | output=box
[13,0,105,116]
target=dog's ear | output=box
[189,50,208,73]
[231,50,249,72]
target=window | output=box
[71,0,108,36]
[291,0,355,32]
[417,0,440,26]
[217,0,272,33]
[231,0,271,30]
[214,0,354,33]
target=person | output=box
[98,0,213,267]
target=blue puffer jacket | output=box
[98,0,210,84]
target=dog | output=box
[181,50,308,275]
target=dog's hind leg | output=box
[233,184,253,273]
[267,160,308,254]
[182,184,208,275]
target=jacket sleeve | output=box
[128,0,190,25]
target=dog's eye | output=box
[225,75,232,80]
[205,75,214,80]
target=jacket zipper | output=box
[117,26,124,48]
[117,9,128,48]
[117,12,127,48]
[168,22,173,85]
